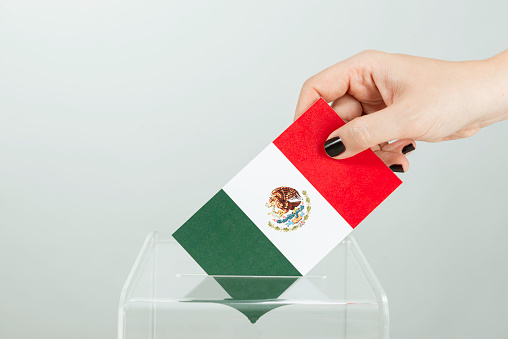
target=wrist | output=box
[481,50,508,124]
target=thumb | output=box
[324,107,403,159]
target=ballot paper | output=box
[172,98,401,278]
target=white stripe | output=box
[223,143,352,276]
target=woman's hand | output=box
[295,49,508,172]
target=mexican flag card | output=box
[172,98,401,278]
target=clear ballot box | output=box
[118,232,389,338]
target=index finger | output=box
[294,60,352,121]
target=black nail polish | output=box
[324,137,346,157]
[402,143,415,155]
[389,164,404,173]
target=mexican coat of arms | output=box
[266,186,311,232]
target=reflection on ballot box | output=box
[118,232,390,339]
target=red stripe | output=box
[273,98,402,228]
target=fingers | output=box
[374,150,410,173]
[324,136,415,173]
[324,105,404,159]
[294,57,355,122]
[380,139,416,155]
[376,139,415,173]
[294,50,389,122]
[330,94,363,123]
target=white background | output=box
[1,0,507,338]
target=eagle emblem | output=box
[266,186,311,232]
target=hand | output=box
[294,49,508,172]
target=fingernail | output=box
[324,136,346,157]
[402,143,415,155]
[389,164,404,173]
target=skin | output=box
[294,49,508,172]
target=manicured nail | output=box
[389,164,404,173]
[324,137,346,157]
[402,143,415,155]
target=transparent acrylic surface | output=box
[118,232,389,339]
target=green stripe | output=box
[214,276,297,300]
[172,189,302,276]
